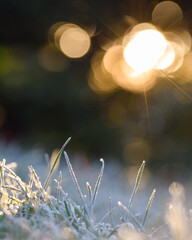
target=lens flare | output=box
[177,51,192,82]
[88,0,191,95]
[59,26,91,58]
[103,45,123,73]
[123,29,167,72]
[88,50,117,94]
[155,42,175,70]
[50,22,91,59]
[54,23,77,49]
[112,58,157,92]
[152,1,183,28]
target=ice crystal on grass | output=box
[0,139,190,240]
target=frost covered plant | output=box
[0,138,190,240]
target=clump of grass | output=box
[0,138,190,240]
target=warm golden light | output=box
[123,29,167,72]
[152,1,183,28]
[112,59,157,92]
[155,42,175,70]
[88,50,117,94]
[103,45,123,73]
[88,0,192,95]
[163,32,189,73]
[177,51,192,82]
[59,26,91,58]
[50,22,91,59]
[165,42,184,73]
[177,30,192,55]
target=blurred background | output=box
[0,0,192,182]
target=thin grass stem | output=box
[128,161,145,209]
[43,137,71,190]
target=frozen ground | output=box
[0,140,192,239]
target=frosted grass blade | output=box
[43,137,71,190]
[118,201,144,231]
[0,159,6,187]
[29,166,43,190]
[86,182,92,214]
[64,200,71,217]
[109,196,114,227]
[142,189,156,227]
[92,159,104,209]
[57,171,62,205]
[64,151,88,216]
[2,185,22,192]
[128,161,145,209]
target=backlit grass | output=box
[0,138,191,240]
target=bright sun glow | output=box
[124,29,167,72]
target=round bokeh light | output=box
[123,29,167,72]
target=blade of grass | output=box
[28,170,34,190]
[64,200,71,217]
[149,221,169,237]
[0,159,6,187]
[109,196,115,228]
[2,185,22,192]
[43,137,71,190]
[92,159,104,210]
[2,164,27,195]
[57,171,62,205]
[128,161,145,209]
[118,201,144,232]
[86,182,92,214]
[0,192,23,204]
[74,206,90,228]
[29,166,43,190]
[64,151,89,216]
[142,189,156,227]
